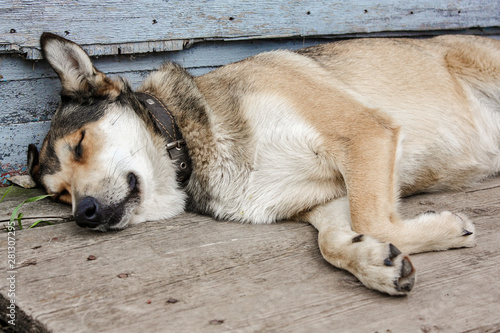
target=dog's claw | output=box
[462,229,473,236]
[384,258,394,266]
[384,244,402,266]
[352,234,364,243]
[395,257,415,293]
[401,257,414,277]
[388,243,401,259]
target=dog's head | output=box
[28,33,186,231]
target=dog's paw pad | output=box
[384,243,415,294]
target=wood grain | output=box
[0,177,499,332]
[1,0,499,59]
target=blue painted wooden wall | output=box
[1,0,499,185]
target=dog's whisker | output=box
[105,145,148,184]
[106,149,119,178]
[110,109,127,126]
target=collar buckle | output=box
[166,139,186,151]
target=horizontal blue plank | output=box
[0,122,50,186]
[1,0,499,59]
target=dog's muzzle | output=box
[74,173,139,229]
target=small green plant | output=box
[1,186,54,229]
[0,185,12,204]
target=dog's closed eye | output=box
[74,130,85,160]
[54,189,71,203]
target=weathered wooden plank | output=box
[0,122,51,185]
[0,79,60,124]
[1,0,499,59]
[1,38,327,82]
[0,177,498,332]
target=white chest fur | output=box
[207,94,345,223]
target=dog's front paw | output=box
[350,237,416,296]
[319,232,416,296]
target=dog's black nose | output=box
[75,197,103,228]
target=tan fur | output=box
[31,33,500,295]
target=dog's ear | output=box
[40,32,118,98]
[27,144,41,186]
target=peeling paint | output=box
[1,163,27,187]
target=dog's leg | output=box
[302,108,476,295]
[331,109,476,254]
[302,197,416,296]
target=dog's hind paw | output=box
[404,211,477,253]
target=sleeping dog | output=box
[28,33,500,295]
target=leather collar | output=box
[135,92,192,186]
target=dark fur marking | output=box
[161,62,211,128]
[35,133,61,178]
[50,99,108,139]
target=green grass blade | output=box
[17,213,24,229]
[24,194,53,203]
[10,201,25,225]
[9,192,53,229]
[0,185,13,204]
[28,220,54,229]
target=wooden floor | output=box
[0,177,499,333]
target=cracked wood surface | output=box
[0,177,499,332]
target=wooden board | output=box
[1,0,500,59]
[0,177,499,332]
